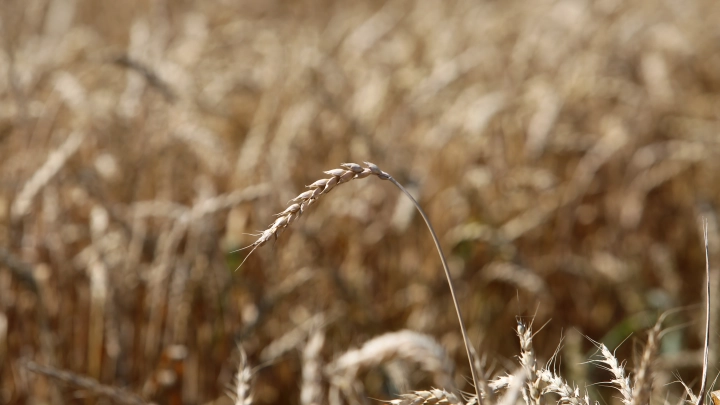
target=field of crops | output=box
[1,0,720,404]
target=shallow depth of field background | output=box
[1,0,720,404]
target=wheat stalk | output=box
[631,320,661,405]
[11,131,85,221]
[698,219,711,405]
[23,360,149,405]
[238,162,481,401]
[469,346,494,404]
[631,308,683,405]
[301,329,325,405]
[388,389,464,405]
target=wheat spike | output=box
[537,369,594,405]
[229,346,253,405]
[235,162,390,268]
[517,321,542,405]
[631,314,666,405]
[591,342,632,405]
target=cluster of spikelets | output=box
[236,162,391,267]
[24,318,715,405]
[224,319,715,405]
[487,322,630,405]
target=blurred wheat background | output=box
[1,0,720,404]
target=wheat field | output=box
[1,0,720,404]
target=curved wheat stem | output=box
[698,219,710,405]
[237,162,481,402]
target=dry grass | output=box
[630,315,663,405]
[388,389,463,405]
[301,329,326,405]
[326,329,457,402]
[2,0,720,404]
[21,359,149,405]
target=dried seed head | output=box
[238,162,393,271]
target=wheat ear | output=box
[537,369,594,405]
[239,162,481,402]
[517,322,542,405]
[229,346,253,405]
[590,341,632,405]
[630,316,662,405]
[631,307,686,405]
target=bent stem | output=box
[698,219,710,405]
[386,176,482,405]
